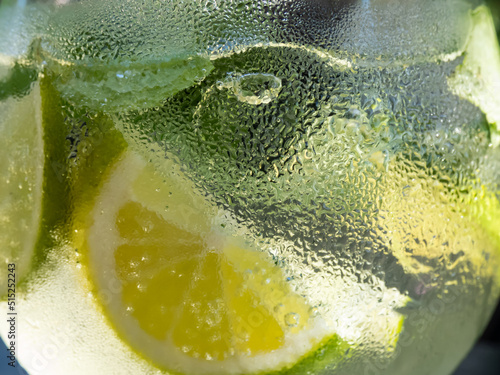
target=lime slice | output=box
[0,79,43,294]
[448,5,500,146]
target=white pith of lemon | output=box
[85,150,336,375]
[0,81,43,292]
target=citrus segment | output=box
[222,244,311,337]
[172,252,232,361]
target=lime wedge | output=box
[0,79,43,294]
[35,70,127,270]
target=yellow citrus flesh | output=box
[114,200,310,360]
[84,151,329,375]
[375,156,500,280]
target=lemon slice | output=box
[84,151,334,375]
[0,78,43,293]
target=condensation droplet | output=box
[219,73,282,105]
[309,306,320,316]
[284,312,300,327]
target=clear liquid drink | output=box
[1,1,499,374]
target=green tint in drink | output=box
[1,1,500,374]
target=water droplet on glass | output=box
[284,312,300,327]
[219,73,282,105]
[309,306,320,316]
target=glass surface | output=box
[1,1,500,374]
